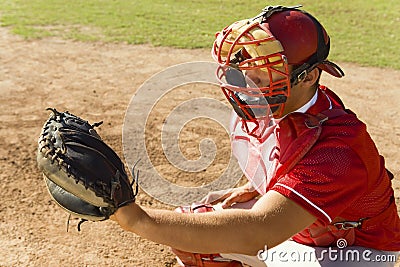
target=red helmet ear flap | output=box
[318,61,345,78]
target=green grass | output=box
[0,0,399,69]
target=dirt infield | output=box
[1,27,399,266]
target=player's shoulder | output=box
[321,109,367,139]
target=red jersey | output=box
[231,86,400,251]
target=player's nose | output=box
[245,69,265,88]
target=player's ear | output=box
[301,68,320,87]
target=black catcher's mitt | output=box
[37,108,138,227]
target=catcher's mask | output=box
[212,5,344,138]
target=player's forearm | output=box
[115,202,280,255]
[114,191,316,255]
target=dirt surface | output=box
[0,27,399,266]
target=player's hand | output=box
[200,182,259,208]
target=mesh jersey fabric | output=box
[231,86,400,251]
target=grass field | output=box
[0,0,399,69]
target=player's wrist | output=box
[114,202,143,232]
[241,181,256,193]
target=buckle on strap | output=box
[333,198,396,231]
[333,220,363,230]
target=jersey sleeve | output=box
[271,139,368,223]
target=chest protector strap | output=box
[270,108,347,185]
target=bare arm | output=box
[113,190,316,255]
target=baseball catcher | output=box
[109,5,399,267]
[37,108,138,230]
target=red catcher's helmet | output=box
[212,5,344,138]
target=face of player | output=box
[245,66,319,119]
[244,66,291,118]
